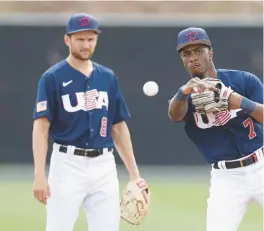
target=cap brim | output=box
[177,40,211,52]
[67,28,101,35]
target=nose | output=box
[189,53,198,63]
[82,39,91,48]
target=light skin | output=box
[33,30,145,205]
[168,44,263,124]
[64,30,98,77]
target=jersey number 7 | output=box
[243,117,257,139]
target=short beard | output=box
[71,50,92,61]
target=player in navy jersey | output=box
[168,27,263,231]
[32,13,148,231]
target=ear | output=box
[179,52,184,61]
[209,48,213,61]
[64,34,70,47]
[180,55,184,61]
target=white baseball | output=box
[143,81,159,96]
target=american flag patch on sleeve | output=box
[36,101,47,112]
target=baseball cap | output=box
[176,27,211,52]
[66,13,101,35]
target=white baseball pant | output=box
[207,147,264,231]
[46,143,120,231]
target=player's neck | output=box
[66,55,93,77]
[204,63,217,78]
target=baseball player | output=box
[168,27,263,231]
[32,13,148,231]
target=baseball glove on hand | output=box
[120,179,150,225]
[191,78,233,114]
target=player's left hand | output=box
[120,178,150,225]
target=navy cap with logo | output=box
[66,13,101,35]
[176,27,211,52]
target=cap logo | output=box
[185,31,199,41]
[79,17,92,27]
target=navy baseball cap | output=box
[66,13,101,35]
[176,27,211,52]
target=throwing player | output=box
[168,27,263,231]
[32,13,148,231]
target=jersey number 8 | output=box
[100,117,107,137]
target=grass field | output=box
[0,180,262,231]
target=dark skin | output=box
[168,44,263,124]
[181,44,215,80]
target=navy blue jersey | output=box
[33,60,130,149]
[181,70,263,164]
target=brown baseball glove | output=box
[120,179,150,225]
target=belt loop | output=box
[103,148,111,153]
[221,161,226,169]
[53,142,57,150]
[256,149,264,160]
[68,145,75,155]
[260,148,264,159]
[54,142,60,152]
[215,161,221,169]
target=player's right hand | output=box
[181,77,217,94]
[33,173,50,205]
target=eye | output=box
[196,49,202,54]
[183,53,189,57]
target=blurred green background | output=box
[0,166,262,231]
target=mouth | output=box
[189,64,201,69]
[81,50,91,53]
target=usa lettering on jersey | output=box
[194,109,241,129]
[62,89,109,112]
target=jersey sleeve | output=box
[244,72,263,104]
[112,75,131,125]
[32,73,57,122]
